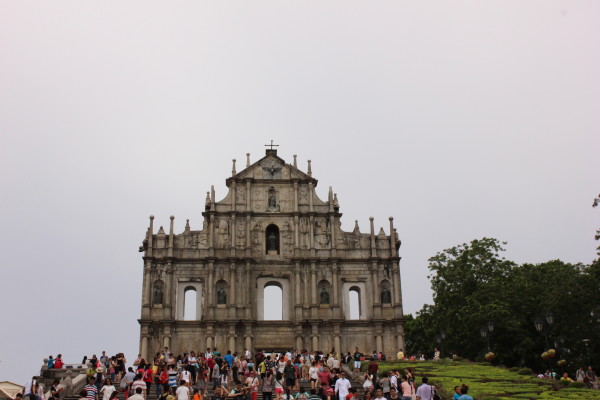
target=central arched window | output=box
[183,286,197,320]
[263,282,283,320]
[265,224,280,254]
[349,286,361,319]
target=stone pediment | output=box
[229,152,315,183]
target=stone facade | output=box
[138,149,405,358]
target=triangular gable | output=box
[232,152,314,182]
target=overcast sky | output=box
[1,1,598,385]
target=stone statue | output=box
[217,288,227,304]
[381,287,392,304]
[268,193,277,209]
[320,287,330,304]
[268,231,278,251]
[153,282,163,305]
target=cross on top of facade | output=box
[264,140,279,150]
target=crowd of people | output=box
[23,347,598,400]
[27,348,455,400]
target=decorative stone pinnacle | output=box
[246,153,250,167]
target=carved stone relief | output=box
[215,218,230,248]
[236,220,246,240]
[236,188,246,203]
[254,188,265,211]
[313,217,330,248]
[281,221,293,256]
[279,188,291,212]
[299,217,309,248]
[299,186,309,204]
[261,159,283,179]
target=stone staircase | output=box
[64,371,363,400]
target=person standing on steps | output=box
[334,372,351,400]
[353,348,362,373]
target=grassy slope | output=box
[371,360,600,400]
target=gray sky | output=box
[1,1,598,384]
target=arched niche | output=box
[153,279,165,306]
[318,279,331,305]
[265,224,280,254]
[215,279,228,305]
[380,279,392,304]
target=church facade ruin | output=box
[138,148,405,358]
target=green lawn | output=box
[370,360,600,400]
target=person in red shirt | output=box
[345,388,357,400]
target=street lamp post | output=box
[440,331,447,358]
[583,339,591,366]
[533,311,554,350]
[480,327,490,352]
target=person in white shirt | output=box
[129,388,145,400]
[373,389,386,400]
[390,370,398,392]
[176,381,190,400]
[415,377,434,400]
[334,372,351,400]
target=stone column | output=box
[310,263,317,305]
[311,324,319,351]
[229,262,236,318]
[228,324,236,352]
[333,324,341,354]
[369,217,376,257]
[371,262,381,319]
[168,216,174,257]
[245,262,252,319]
[207,262,215,318]
[232,182,237,210]
[308,183,314,212]
[376,325,383,353]
[245,324,253,352]
[310,262,317,319]
[332,262,340,318]
[294,262,302,320]
[294,182,299,212]
[140,326,149,360]
[230,215,236,257]
[309,216,314,250]
[294,216,299,250]
[389,217,396,257]
[329,216,336,253]
[164,262,174,320]
[142,262,152,319]
[246,181,251,212]
[209,215,215,255]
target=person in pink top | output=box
[400,376,413,400]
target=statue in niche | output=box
[153,282,163,305]
[320,287,330,304]
[381,286,392,304]
[268,231,278,251]
[268,193,277,209]
[217,288,227,304]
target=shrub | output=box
[517,368,533,375]
[570,381,586,388]
[509,367,520,372]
